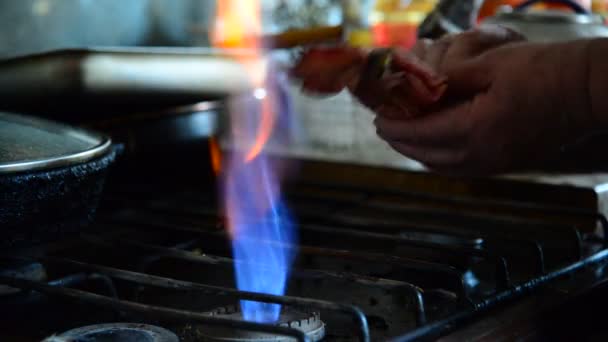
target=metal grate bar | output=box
[388,249,608,342]
[16,255,373,341]
[288,190,584,231]
[82,234,429,324]
[115,205,549,279]
[106,193,577,279]
[98,219,470,298]
[0,275,311,342]
[297,207,578,249]
[16,181,603,341]
[140,192,584,240]
[107,206,511,290]
[284,222,512,290]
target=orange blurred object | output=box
[371,22,418,48]
[592,0,608,14]
[369,0,438,49]
[209,138,222,175]
[211,0,274,163]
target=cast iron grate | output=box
[1,180,608,341]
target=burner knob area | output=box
[47,323,179,342]
[197,305,325,342]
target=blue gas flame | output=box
[223,73,297,323]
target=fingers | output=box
[348,46,449,117]
[372,26,525,175]
[390,47,448,88]
[384,139,493,176]
[443,25,524,63]
[291,46,366,96]
[443,57,492,97]
[301,76,344,95]
[374,101,472,145]
[374,100,477,171]
[404,26,519,100]
[410,38,432,60]
[385,140,465,168]
[424,34,457,70]
[477,24,526,45]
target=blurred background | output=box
[2,0,606,58]
[0,0,349,58]
[1,0,607,170]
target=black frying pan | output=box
[0,112,119,249]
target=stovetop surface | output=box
[1,160,608,341]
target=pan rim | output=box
[0,112,113,174]
[0,137,112,174]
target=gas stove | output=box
[1,159,608,341]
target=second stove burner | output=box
[48,323,179,342]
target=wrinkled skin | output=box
[291,45,447,118]
[292,25,605,176]
[374,26,601,175]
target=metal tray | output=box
[0,47,254,113]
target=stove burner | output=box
[198,305,325,342]
[51,323,179,342]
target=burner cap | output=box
[197,305,325,342]
[53,323,178,342]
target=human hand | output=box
[375,26,594,175]
[290,45,447,119]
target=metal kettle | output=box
[481,0,608,42]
